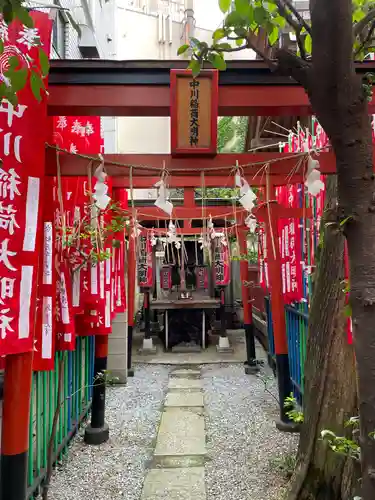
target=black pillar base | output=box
[0,451,27,500]
[244,323,256,359]
[275,419,301,433]
[127,325,133,374]
[84,423,110,445]
[86,354,109,446]
[275,353,297,430]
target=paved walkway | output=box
[141,368,206,500]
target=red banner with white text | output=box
[0,12,52,356]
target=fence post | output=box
[84,335,110,445]
[1,352,33,500]
[127,233,136,377]
[262,202,299,432]
[239,228,259,375]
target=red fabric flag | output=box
[0,12,53,356]
[33,177,57,370]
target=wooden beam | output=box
[127,206,245,220]
[111,175,305,188]
[47,85,314,117]
[46,149,337,180]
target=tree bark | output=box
[287,177,359,500]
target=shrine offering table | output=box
[150,296,220,350]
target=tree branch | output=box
[246,31,277,70]
[355,20,375,57]
[275,0,312,35]
[275,48,311,91]
[274,0,309,60]
[354,8,375,38]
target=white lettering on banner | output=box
[17,26,40,50]
[64,333,72,343]
[100,261,105,299]
[0,307,14,339]
[0,131,23,163]
[56,116,67,130]
[0,276,15,301]
[105,290,111,327]
[0,168,21,200]
[18,266,33,339]
[105,249,111,285]
[117,276,121,306]
[72,270,80,307]
[0,20,9,42]
[43,222,53,285]
[91,263,98,295]
[0,101,27,127]
[59,272,70,325]
[0,201,19,235]
[0,238,17,271]
[23,177,40,252]
[42,296,52,359]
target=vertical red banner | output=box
[0,12,52,356]
[33,177,56,370]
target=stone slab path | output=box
[141,368,207,500]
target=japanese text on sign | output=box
[189,80,200,146]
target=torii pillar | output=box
[254,191,312,432]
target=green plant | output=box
[270,452,297,480]
[284,394,304,424]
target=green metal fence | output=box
[27,336,95,498]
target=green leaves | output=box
[235,0,251,17]
[268,25,279,46]
[188,59,201,77]
[213,28,226,42]
[8,68,27,92]
[30,70,43,102]
[177,44,189,56]
[39,48,50,77]
[304,34,312,54]
[219,0,232,14]
[208,52,227,71]
[15,6,34,28]
[254,6,268,26]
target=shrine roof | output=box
[49,59,375,87]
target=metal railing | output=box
[27,336,95,498]
[265,297,308,403]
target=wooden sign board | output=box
[170,69,218,156]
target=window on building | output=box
[52,11,66,58]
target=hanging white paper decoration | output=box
[93,163,111,210]
[154,179,173,216]
[305,155,324,197]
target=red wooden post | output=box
[239,228,259,375]
[84,335,110,445]
[255,195,311,431]
[1,352,33,500]
[127,233,136,377]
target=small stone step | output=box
[170,369,201,380]
[165,391,204,408]
[142,467,205,500]
[168,378,202,391]
[154,408,206,457]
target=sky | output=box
[194,0,224,31]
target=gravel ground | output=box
[45,364,171,500]
[202,364,298,500]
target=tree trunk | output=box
[305,1,375,497]
[286,177,359,500]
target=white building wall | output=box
[40,0,118,152]
[115,5,254,161]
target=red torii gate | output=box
[48,144,313,429]
[5,58,369,499]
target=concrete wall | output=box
[115,6,255,156]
